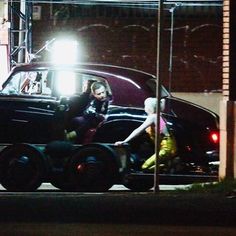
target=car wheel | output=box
[122,171,154,192]
[68,143,118,192]
[0,143,48,191]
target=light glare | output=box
[55,71,76,95]
[51,40,78,64]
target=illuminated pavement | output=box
[0,183,192,191]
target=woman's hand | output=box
[114,141,125,146]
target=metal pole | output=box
[168,5,174,93]
[25,1,33,62]
[154,0,164,193]
[18,0,26,63]
[168,3,180,93]
[8,0,14,66]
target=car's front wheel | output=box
[0,143,48,191]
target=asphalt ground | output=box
[0,223,236,236]
[0,184,236,227]
[0,183,236,236]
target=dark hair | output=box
[91,81,106,93]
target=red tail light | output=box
[210,131,219,144]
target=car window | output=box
[21,71,50,95]
[2,70,51,96]
[2,72,21,94]
[146,78,170,98]
[51,70,112,98]
[2,69,112,98]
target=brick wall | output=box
[32,4,222,93]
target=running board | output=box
[125,172,218,185]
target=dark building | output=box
[29,1,223,93]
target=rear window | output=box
[146,78,170,98]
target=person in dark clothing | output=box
[65,79,97,121]
[65,81,110,143]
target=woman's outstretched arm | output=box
[115,114,155,145]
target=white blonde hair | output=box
[144,97,165,112]
[144,97,157,113]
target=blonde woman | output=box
[115,97,177,170]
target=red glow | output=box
[210,132,219,144]
[186,145,192,152]
[77,164,85,172]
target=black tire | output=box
[68,143,118,192]
[122,171,154,192]
[0,143,48,191]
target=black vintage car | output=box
[0,62,219,191]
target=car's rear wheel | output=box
[0,143,48,191]
[68,143,118,192]
[122,171,154,192]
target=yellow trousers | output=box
[142,135,177,170]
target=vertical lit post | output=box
[220,0,236,179]
[154,0,164,193]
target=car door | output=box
[0,70,64,144]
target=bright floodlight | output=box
[51,39,78,64]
